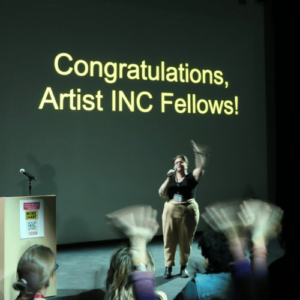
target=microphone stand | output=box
[20,169,37,195]
[28,178,32,196]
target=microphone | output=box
[167,167,177,177]
[20,169,37,181]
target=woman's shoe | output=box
[180,266,189,278]
[164,267,172,278]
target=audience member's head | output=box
[198,229,233,274]
[105,245,155,300]
[13,244,56,294]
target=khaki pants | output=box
[162,199,200,267]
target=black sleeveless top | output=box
[167,172,198,200]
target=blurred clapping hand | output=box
[238,199,283,246]
[106,206,163,299]
[202,201,248,260]
[202,199,283,246]
[106,205,159,265]
[106,205,159,244]
[202,199,284,300]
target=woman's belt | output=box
[168,197,195,203]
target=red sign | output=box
[23,202,40,210]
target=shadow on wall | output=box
[18,155,58,197]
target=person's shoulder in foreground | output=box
[175,272,231,300]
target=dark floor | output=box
[53,233,285,299]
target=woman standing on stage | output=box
[158,140,207,279]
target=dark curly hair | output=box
[198,229,233,273]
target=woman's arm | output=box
[202,203,253,300]
[191,140,207,182]
[158,175,172,198]
[107,206,160,300]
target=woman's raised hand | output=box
[190,140,208,155]
[190,140,209,176]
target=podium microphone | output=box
[167,167,177,177]
[20,169,37,181]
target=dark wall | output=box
[272,0,297,211]
[0,0,268,244]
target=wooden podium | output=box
[0,195,56,300]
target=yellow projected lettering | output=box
[60,89,76,110]
[113,91,153,113]
[175,98,186,113]
[166,67,178,82]
[208,100,224,114]
[38,87,104,111]
[161,61,165,81]
[119,63,128,78]
[160,94,238,115]
[96,90,104,111]
[192,94,197,113]
[39,87,239,115]
[148,65,159,81]
[190,69,201,83]
[54,53,73,75]
[187,94,192,113]
[127,64,140,80]
[39,87,59,110]
[197,99,209,114]
[104,62,117,83]
[178,64,185,82]
[140,61,148,80]
[37,53,241,116]
[214,71,224,85]
[119,91,135,112]
[53,53,227,87]
[77,89,81,110]
[161,93,174,113]
[74,60,89,76]
[224,100,234,115]
[112,90,116,111]
[90,61,103,77]
[82,94,95,111]
[185,63,189,83]
[235,96,238,114]
[203,70,213,84]
[136,92,153,113]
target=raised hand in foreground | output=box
[202,199,283,300]
[107,206,166,300]
[107,205,159,265]
[202,201,247,260]
[239,199,283,247]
